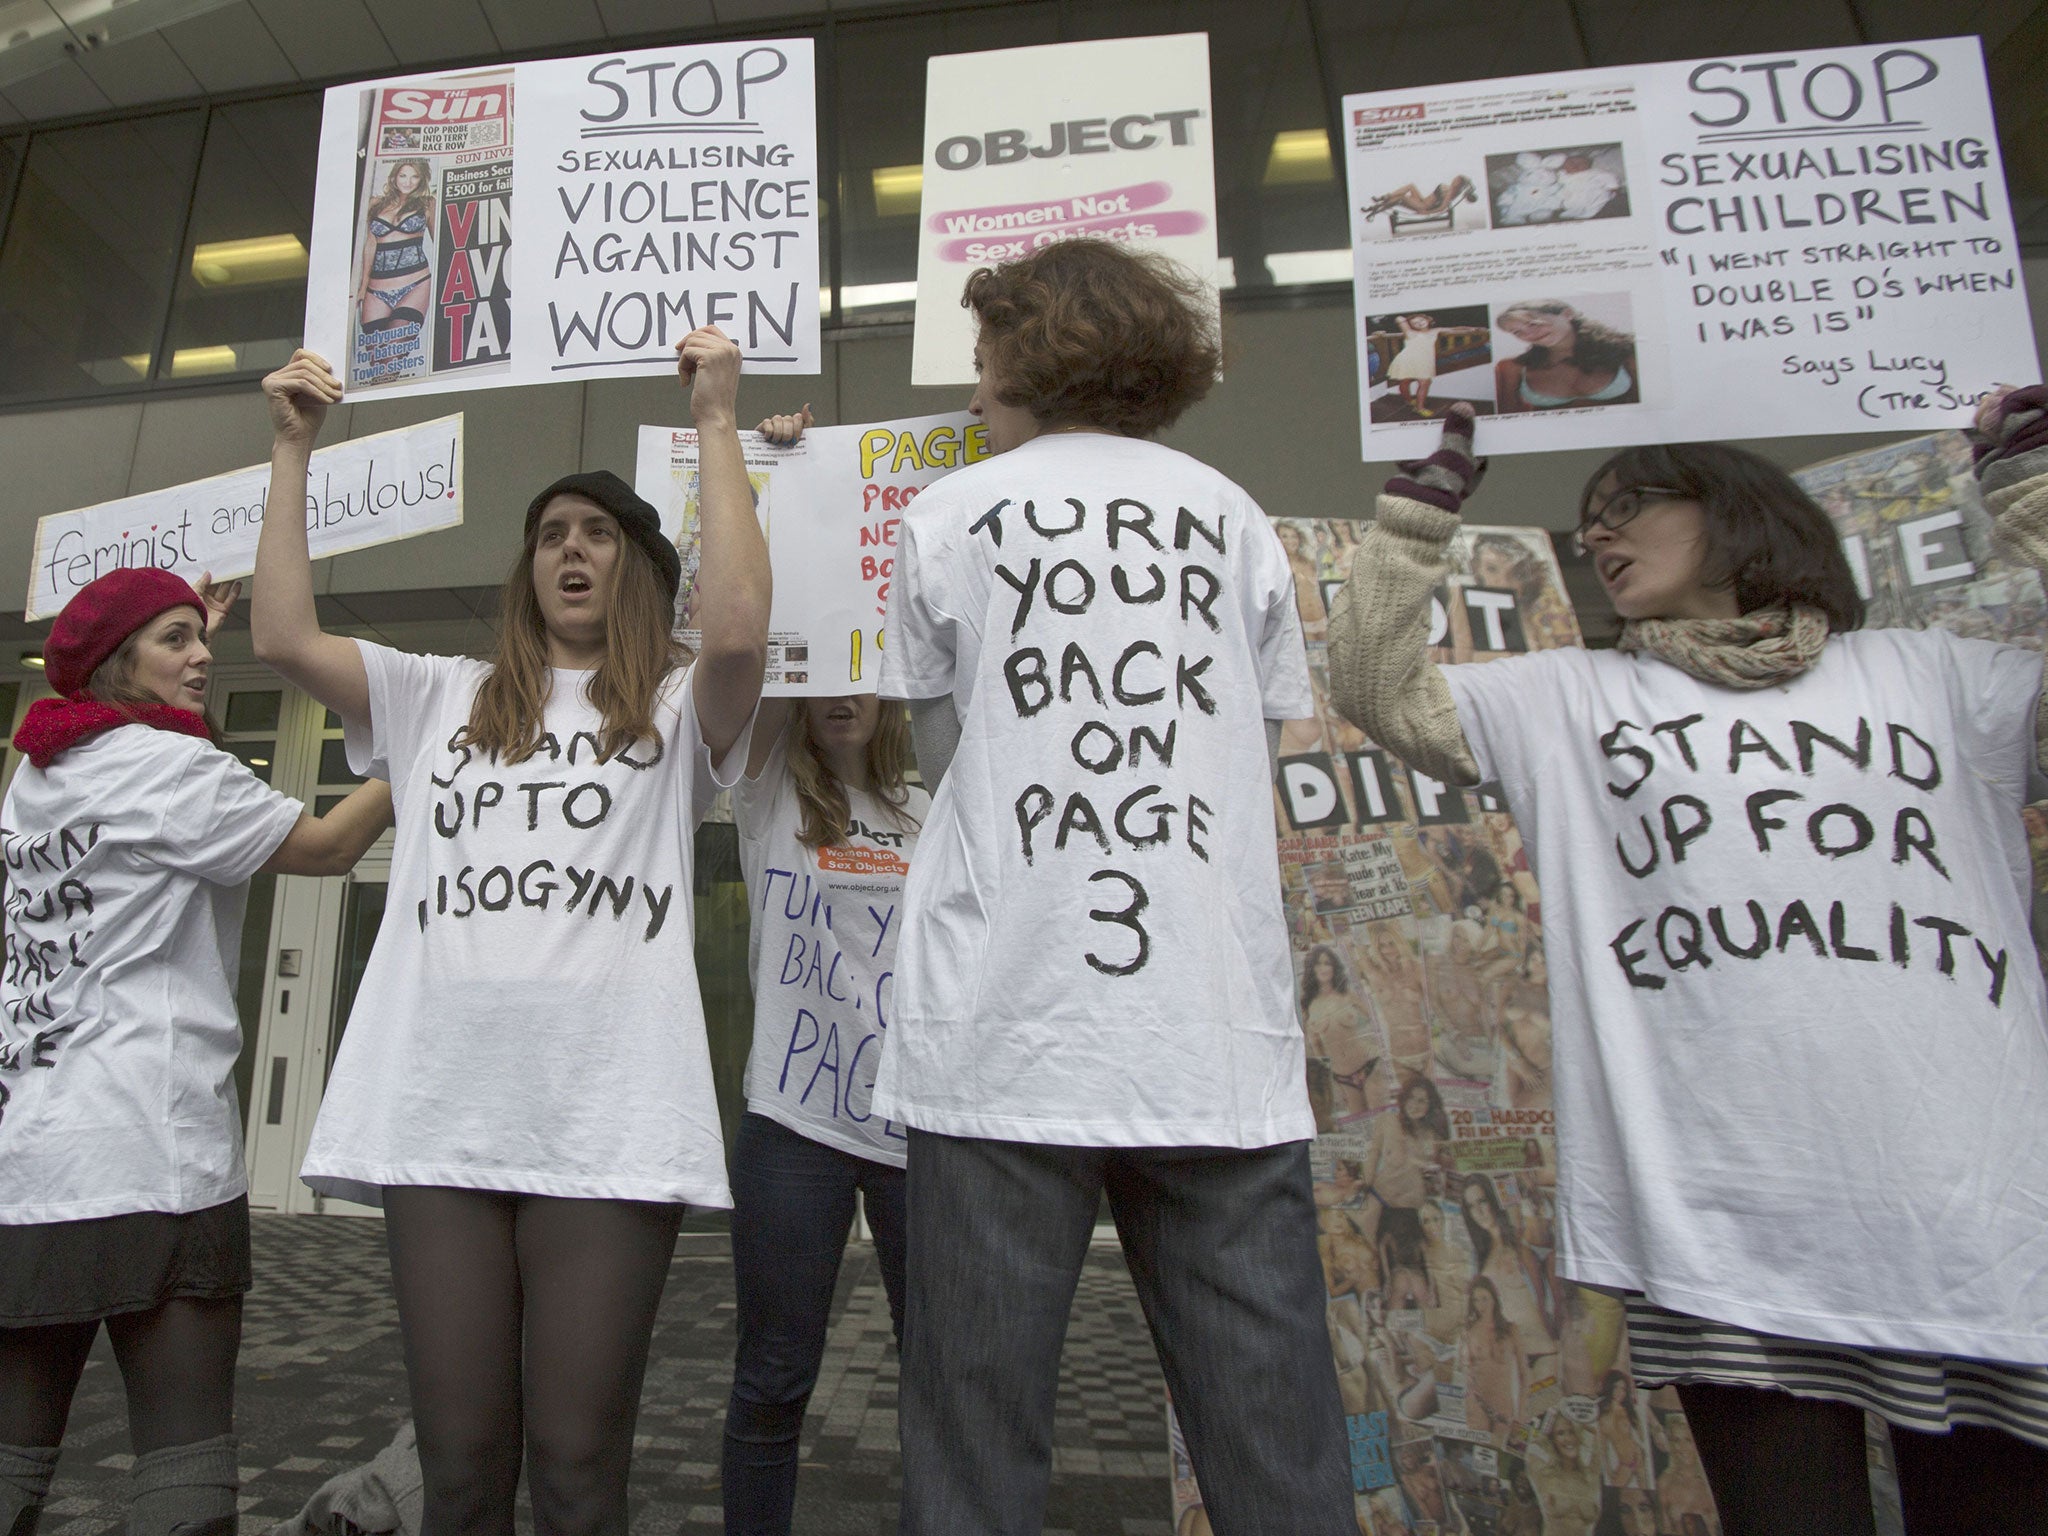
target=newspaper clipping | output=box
[348,71,514,392]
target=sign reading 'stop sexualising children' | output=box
[910,33,1219,385]
[305,42,819,403]
[1344,36,2041,460]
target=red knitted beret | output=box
[43,569,207,698]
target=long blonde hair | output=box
[787,701,917,849]
[455,523,680,765]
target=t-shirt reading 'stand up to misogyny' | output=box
[1446,630,2048,1363]
[299,643,748,1209]
[0,729,302,1223]
[734,733,928,1167]
[876,433,1316,1148]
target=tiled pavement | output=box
[38,1216,1176,1536]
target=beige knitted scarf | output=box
[1616,604,1831,689]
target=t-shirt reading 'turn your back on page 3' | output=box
[877,433,1316,1149]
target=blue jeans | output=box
[723,1112,907,1536]
[896,1132,1353,1536]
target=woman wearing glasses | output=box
[1325,391,2048,1536]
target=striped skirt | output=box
[1626,1297,2048,1450]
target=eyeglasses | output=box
[1573,485,1689,553]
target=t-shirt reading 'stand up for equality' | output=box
[300,643,747,1209]
[876,434,1317,1148]
[1,730,302,1222]
[1447,631,2048,1363]
[734,734,928,1167]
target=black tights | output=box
[382,1188,682,1536]
[1677,1381,2048,1536]
[0,1296,240,1451]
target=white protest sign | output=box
[27,416,463,622]
[305,42,819,403]
[911,33,1218,386]
[635,411,990,693]
[1344,36,2040,459]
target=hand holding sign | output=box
[195,573,242,641]
[263,350,344,451]
[676,326,742,433]
[1387,401,1488,515]
[756,405,814,446]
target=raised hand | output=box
[263,349,342,450]
[755,404,813,446]
[194,572,243,641]
[1387,399,1486,515]
[675,326,742,431]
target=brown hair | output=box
[1499,299,1633,376]
[787,701,917,849]
[455,513,681,765]
[1580,441,1866,631]
[86,612,221,738]
[372,158,435,224]
[963,239,1219,437]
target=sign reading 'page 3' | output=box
[911,33,1219,385]
[305,42,820,403]
[1344,36,2040,460]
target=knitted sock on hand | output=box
[127,1435,238,1536]
[1386,401,1486,513]
[0,1444,60,1536]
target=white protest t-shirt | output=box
[876,433,1316,1148]
[1445,630,2048,1361]
[733,733,928,1166]
[300,642,746,1208]
[1,728,302,1223]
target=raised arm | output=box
[258,778,395,877]
[1971,383,2048,773]
[680,327,771,762]
[736,406,814,776]
[1326,403,1487,788]
[250,351,370,727]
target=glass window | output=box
[224,688,283,733]
[832,4,1060,325]
[0,111,205,398]
[318,737,364,786]
[161,95,322,384]
[0,138,22,230]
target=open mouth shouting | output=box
[1596,553,1633,589]
[559,570,594,599]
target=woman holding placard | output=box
[1326,390,2048,1533]
[0,571,391,1536]
[720,402,926,1531]
[249,332,768,1536]
[876,237,1353,1534]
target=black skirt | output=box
[0,1196,251,1327]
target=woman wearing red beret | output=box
[0,569,392,1536]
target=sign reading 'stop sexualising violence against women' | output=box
[636,411,990,696]
[910,33,1219,385]
[1344,36,2041,460]
[304,41,819,403]
[25,417,463,623]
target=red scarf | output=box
[12,696,213,769]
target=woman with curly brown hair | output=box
[875,237,1350,1533]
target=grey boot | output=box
[128,1436,238,1536]
[0,1444,60,1536]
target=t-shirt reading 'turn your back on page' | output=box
[877,433,1316,1149]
